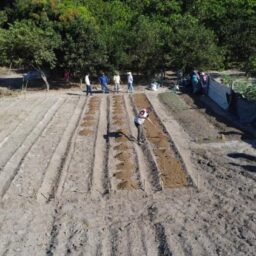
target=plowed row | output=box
[0,90,254,256]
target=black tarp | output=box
[236,97,256,124]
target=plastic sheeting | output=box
[207,78,231,110]
[236,97,256,124]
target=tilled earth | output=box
[0,88,255,256]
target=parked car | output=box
[23,70,48,80]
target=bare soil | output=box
[0,87,255,256]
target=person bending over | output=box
[134,107,151,145]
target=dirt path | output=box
[0,89,255,255]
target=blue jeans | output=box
[128,82,133,92]
[102,83,109,93]
[134,122,143,141]
[86,85,92,95]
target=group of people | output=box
[84,72,134,96]
[85,71,152,146]
[191,70,209,94]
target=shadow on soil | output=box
[229,162,256,173]
[227,152,256,173]
[227,153,256,161]
[103,131,136,142]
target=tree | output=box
[54,3,106,80]
[0,20,61,90]
[127,16,168,75]
[168,15,224,73]
[189,0,256,71]
[59,16,106,79]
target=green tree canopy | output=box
[0,0,255,75]
[0,20,61,69]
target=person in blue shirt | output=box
[127,72,133,93]
[98,73,109,93]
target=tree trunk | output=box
[32,65,50,91]
[40,71,50,91]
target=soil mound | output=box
[113,170,132,180]
[81,120,94,127]
[79,128,93,136]
[114,143,130,151]
[117,180,138,190]
[114,152,131,161]
[116,161,134,171]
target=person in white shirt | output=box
[84,73,92,96]
[134,107,151,144]
[127,72,133,93]
[113,72,121,92]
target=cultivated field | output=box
[0,88,255,256]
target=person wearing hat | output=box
[113,71,121,93]
[127,72,133,93]
[134,107,152,145]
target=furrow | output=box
[122,95,143,189]
[162,227,187,256]
[55,218,89,256]
[19,204,56,255]
[125,93,161,193]
[124,94,150,192]
[0,206,35,255]
[109,226,130,256]
[59,95,101,200]
[127,222,147,255]
[108,94,142,192]
[138,221,159,256]
[45,211,62,256]
[0,96,56,169]
[83,228,102,256]
[55,95,88,199]
[90,95,109,197]
[130,94,162,191]
[146,92,196,187]
[0,98,65,199]
[3,96,82,201]
[37,96,85,203]
[0,96,44,139]
[154,223,173,256]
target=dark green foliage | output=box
[0,20,61,68]
[168,15,224,73]
[0,0,255,75]
[59,16,106,78]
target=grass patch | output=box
[158,91,189,111]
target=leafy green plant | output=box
[234,81,256,101]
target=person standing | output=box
[134,107,151,145]
[200,72,208,95]
[84,73,92,96]
[127,72,133,93]
[191,71,200,94]
[99,72,109,93]
[113,72,121,92]
[64,70,70,82]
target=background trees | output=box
[0,0,255,76]
[0,20,60,69]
